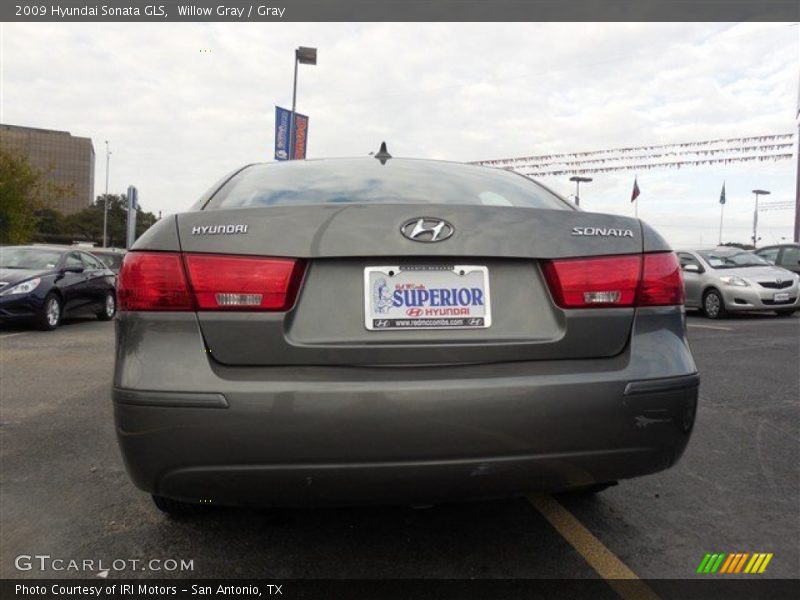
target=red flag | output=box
[631,177,640,203]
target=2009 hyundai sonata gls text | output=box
[113,157,698,515]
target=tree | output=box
[60,194,158,248]
[719,242,755,250]
[0,148,73,244]
[0,149,55,244]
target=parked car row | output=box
[0,245,118,330]
[1,239,796,331]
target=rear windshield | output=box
[203,159,570,211]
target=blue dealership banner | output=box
[274,106,291,160]
[275,106,310,161]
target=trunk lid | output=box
[176,205,643,366]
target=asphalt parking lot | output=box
[0,311,798,583]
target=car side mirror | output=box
[62,266,84,274]
[682,264,701,273]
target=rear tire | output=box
[774,308,796,317]
[97,291,116,321]
[151,495,202,517]
[36,293,62,331]
[702,289,726,320]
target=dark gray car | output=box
[113,157,698,515]
[755,243,800,275]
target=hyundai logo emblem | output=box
[400,217,455,243]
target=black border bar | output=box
[3,579,799,600]
[3,1,800,22]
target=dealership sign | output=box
[274,106,309,161]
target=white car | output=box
[677,248,799,318]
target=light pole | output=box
[569,176,592,207]
[751,189,770,247]
[102,141,111,247]
[288,46,317,160]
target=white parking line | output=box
[687,323,733,331]
[0,332,28,339]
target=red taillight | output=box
[638,252,684,306]
[542,255,641,308]
[118,252,193,311]
[117,252,304,312]
[542,252,683,309]
[183,254,304,311]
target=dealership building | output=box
[0,123,95,215]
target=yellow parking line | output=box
[528,494,660,600]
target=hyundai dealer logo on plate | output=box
[364,265,492,330]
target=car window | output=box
[204,159,571,211]
[65,253,83,269]
[780,247,800,267]
[94,253,124,270]
[0,247,62,270]
[80,252,104,269]
[697,250,770,269]
[755,248,780,264]
[678,252,701,268]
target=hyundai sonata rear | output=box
[113,157,698,514]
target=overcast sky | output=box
[1,22,797,246]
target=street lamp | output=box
[289,46,317,160]
[102,141,111,247]
[569,176,592,207]
[751,189,770,246]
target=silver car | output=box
[678,248,799,319]
[114,157,698,515]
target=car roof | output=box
[757,243,800,250]
[14,245,70,252]
[685,247,752,256]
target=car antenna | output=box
[374,141,392,165]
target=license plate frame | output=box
[364,265,492,331]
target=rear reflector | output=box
[118,252,304,312]
[542,252,683,308]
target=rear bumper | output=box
[113,310,699,505]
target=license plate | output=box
[364,265,491,330]
[774,292,790,302]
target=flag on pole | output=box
[631,177,640,202]
[719,182,726,205]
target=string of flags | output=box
[519,153,792,178]
[473,133,795,167]
[499,143,794,171]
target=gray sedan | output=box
[113,157,698,515]
[678,248,799,319]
